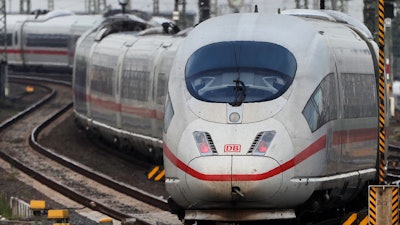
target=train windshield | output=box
[185,41,297,104]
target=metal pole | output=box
[199,0,210,22]
[377,0,387,185]
[182,0,187,28]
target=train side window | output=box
[156,73,167,105]
[302,73,338,132]
[313,89,323,116]
[26,33,69,48]
[3,33,13,46]
[90,65,114,95]
[341,73,377,118]
[303,100,319,131]
[121,69,150,101]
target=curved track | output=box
[0,76,175,225]
[4,75,400,225]
[387,144,400,183]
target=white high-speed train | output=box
[1,10,160,72]
[2,10,104,71]
[73,15,186,161]
[73,9,384,224]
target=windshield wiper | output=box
[230,78,246,106]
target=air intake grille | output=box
[205,132,218,154]
[248,132,264,154]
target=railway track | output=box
[4,75,400,225]
[387,144,400,183]
[387,111,400,184]
[0,76,177,225]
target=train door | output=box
[67,33,78,69]
[336,54,378,173]
[153,38,186,139]
[22,22,42,66]
[115,41,135,130]
[322,38,343,174]
[10,21,25,66]
[73,33,97,117]
[152,41,178,141]
[69,22,87,69]
[120,37,163,141]
[326,71,342,174]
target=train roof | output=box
[282,9,372,39]
[179,13,324,61]
[6,11,104,28]
[178,11,373,63]
[170,10,376,92]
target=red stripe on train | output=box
[163,127,377,182]
[163,136,327,181]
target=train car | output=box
[2,10,104,72]
[73,16,187,161]
[2,10,161,73]
[163,10,382,224]
[73,8,384,225]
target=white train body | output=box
[3,11,104,70]
[73,21,186,160]
[164,11,380,221]
[73,9,382,223]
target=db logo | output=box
[224,144,241,152]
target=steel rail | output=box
[0,77,169,224]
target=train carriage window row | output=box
[340,73,377,119]
[26,33,69,48]
[121,69,150,101]
[90,65,114,95]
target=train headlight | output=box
[229,112,241,123]
[193,131,216,156]
[252,131,276,156]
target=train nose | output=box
[185,155,283,203]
